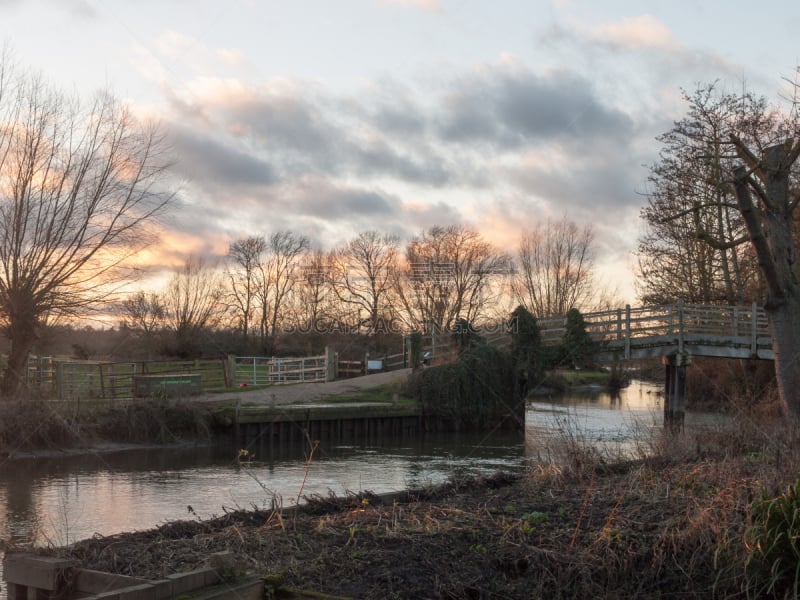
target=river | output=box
[1,380,727,597]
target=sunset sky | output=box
[1,0,798,302]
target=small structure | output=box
[366,359,384,372]
[2,551,262,600]
[133,373,202,398]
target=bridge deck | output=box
[536,302,772,361]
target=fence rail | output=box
[22,346,406,401]
[537,302,772,361]
[233,355,328,386]
[415,302,773,363]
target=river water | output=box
[1,380,727,596]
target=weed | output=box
[520,511,549,534]
[745,477,800,598]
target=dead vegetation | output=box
[21,405,800,599]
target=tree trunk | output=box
[1,313,38,398]
[731,141,800,417]
[766,297,800,415]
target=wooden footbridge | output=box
[536,301,773,362]
[533,301,773,431]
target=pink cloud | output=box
[590,14,678,51]
[379,0,443,14]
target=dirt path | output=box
[194,368,413,406]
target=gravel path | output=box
[194,368,413,406]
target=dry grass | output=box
[10,403,795,599]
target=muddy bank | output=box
[22,434,794,600]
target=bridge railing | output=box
[535,302,771,360]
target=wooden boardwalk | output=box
[536,302,772,361]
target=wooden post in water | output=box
[663,351,691,433]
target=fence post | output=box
[56,361,64,400]
[325,346,336,382]
[625,305,631,360]
[98,363,106,400]
[751,302,758,356]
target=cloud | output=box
[289,178,400,220]
[379,0,443,14]
[157,56,649,266]
[154,31,247,73]
[589,14,678,51]
[163,76,455,187]
[167,124,277,188]
[436,64,633,148]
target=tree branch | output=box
[731,165,783,300]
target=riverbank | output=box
[18,412,799,599]
[0,370,415,459]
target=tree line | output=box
[118,219,608,361]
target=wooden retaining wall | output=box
[2,551,265,600]
[223,402,524,452]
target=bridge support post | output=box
[663,351,691,433]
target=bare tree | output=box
[513,217,596,317]
[291,248,335,332]
[227,235,266,344]
[395,225,512,331]
[643,71,800,417]
[637,85,763,305]
[162,257,226,357]
[120,290,165,359]
[256,230,309,347]
[0,59,173,395]
[331,231,399,333]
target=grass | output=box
[307,382,414,405]
[535,368,619,394]
[554,368,611,386]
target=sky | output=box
[1,0,798,303]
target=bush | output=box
[406,344,518,429]
[509,305,544,385]
[561,308,596,369]
[98,399,211,443]
[0,398,87,452]
[746,478,800,598]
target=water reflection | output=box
[1,381,730,599]
[0,431,526,550]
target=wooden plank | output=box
[2,553,77,592]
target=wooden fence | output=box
[412,302,773,363]
[51,358,229,401]
[233,355,328,386]
[22,345,407,401]
[336,350,407,379]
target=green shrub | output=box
[561,308,596,369]
[746,478,800,598]
[406,344,517,429]
[509,305,544,384]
